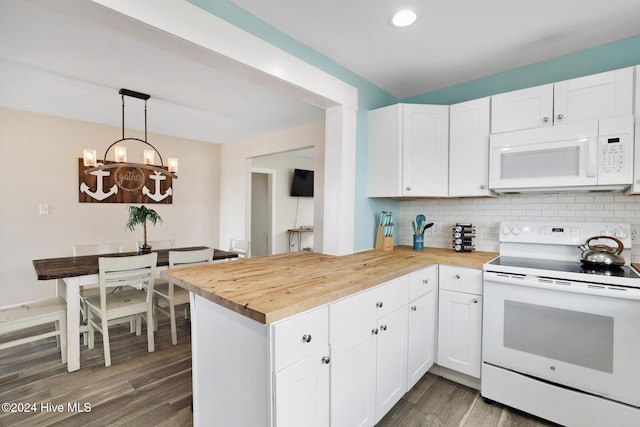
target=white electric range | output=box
[482,221,640,427]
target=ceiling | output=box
[231,0,640,98]
[1,0,639,144]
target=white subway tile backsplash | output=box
[399,192,640,262]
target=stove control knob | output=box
[602,230,612,236]
[615,230,627,239]
[511,226,521,235]
[501,225,511,235]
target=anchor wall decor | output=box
[79,88,177,204]
[79,159,173,204]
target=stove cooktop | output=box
[487,256,640,280]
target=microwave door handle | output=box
[587,137,597,177]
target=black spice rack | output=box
[452,223,476,252]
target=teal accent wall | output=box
[187,1,640,251]
[402,35,640,105]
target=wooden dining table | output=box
[32,247,238,372]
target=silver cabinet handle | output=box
[422,279,428,284]
[480,184,485,189]
[556,114,564,120]
[371,328,379,335]
[376,301,383,308]
[322,356,331,364]
[302,334,312,343]
[406,186,411,191]
[543,116,550,122]
[380,324,387,331]
[472,298,478,304]
[410,305,417,311]
[455,274,461,279]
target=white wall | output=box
[252,153,315,254]
[219,120,324,251]
[0,108,220,305]
[399,193,640,261]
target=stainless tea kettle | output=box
[579,235,626,267]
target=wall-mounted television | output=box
[290,168,314,197]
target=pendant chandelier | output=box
[83,88,178,178]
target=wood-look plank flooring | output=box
[2,314,558,427]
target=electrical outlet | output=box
[632,230,637,241]
[39,204,49,215]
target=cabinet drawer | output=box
[408,266,437,301]
[439,265,482,295]
[330,276,408,343]
[272,306,328,372]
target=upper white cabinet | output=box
[491,67,634,133]
[626,66,640,195]
[368,103,449,197]
[449,97,491,197]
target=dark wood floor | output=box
[1,315,557,427]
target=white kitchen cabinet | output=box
[375,306,408,423]
[625,66,640,195]
[272,307,330,427]
[491,67,633,133]
[274,345,331,427]
[330,276,409,426]
[368,103,449,197]
[449,97,492,197]
[437,265,482,378]
[406,266,437,390]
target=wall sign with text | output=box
[78,159,173,204]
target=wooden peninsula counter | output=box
[161,247,497,427]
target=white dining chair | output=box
[229,239,250,259]
[73,242,125,344]
[84,253,157,367]
[155,248,213,345]
[0,297,67,364]
[136,239,175,251]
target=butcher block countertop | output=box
[161,246,498,324]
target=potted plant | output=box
[126,205,163,253]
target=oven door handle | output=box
[484,271,640,300]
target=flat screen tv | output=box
[290,168,314,197]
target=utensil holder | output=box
[413,234,424,250]
[375,226,393,252]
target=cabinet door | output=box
[274,346,330,427]
[449,97,491,197]
[375,307,408,423]
[368,104,402,197]
[554,67,633,125]
[437,289,482,378]
[491,84,553,133]
[407,290,436,390]
[331,328,376,427]
[402,104,449,197]
[626,67,640,195]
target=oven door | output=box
[483,272,640,407]
[489,121,598,191]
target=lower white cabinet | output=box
[407,290,436,388]
[437,265,483,378]
[274,346,331,427]
[375,307,408,422]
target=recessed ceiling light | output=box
[390,9,417,28]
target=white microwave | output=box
[489,116,634,193]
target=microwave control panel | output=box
[597,116,633,184]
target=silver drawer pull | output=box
[472,298,478,304]
[380,324,387,331]
[371,328,379,335]
[422,279,428,284]
[455,274,461,279]
[322,356,331,364]
[376,301,383,308]
[410,305,417,311]
[302,334,312,343]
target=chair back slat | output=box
[73,242,123,256]
[169,248,214,268]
